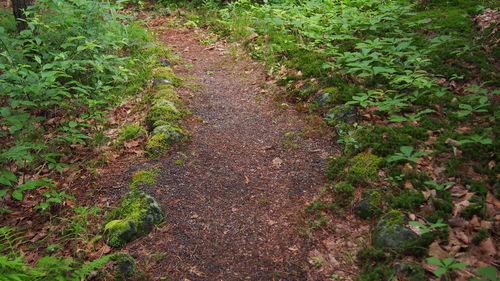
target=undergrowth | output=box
[161,0,499,279]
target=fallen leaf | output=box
[479,237,496,257]
[272,157,283,168]
[429,241,448,259]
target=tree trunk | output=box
[11,0,33,32]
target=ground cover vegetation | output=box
[0,0,188,279]
[160,0,499,279]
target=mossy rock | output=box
[104,190,164,248]
[152,67,181,86]
[111,252,138,280]
[324,105,358,128]
[392,262,426,281]
[355,189,383,220]
[347,152,382,185]
[372,210,418,250]
[153,85,182,105]
[152,78,172,88]
[314,92,334,107]
[145,100,181,131]
[146,125,184,156]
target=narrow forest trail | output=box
[104,15,353,280]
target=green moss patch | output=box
[118,123,146,142]
[146,125,184,156]
[346,152,382,185]
[152,67,182,86]
[145,100,181,130]
[104,190,164,248]
[130,168,160,189]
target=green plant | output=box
[332,181,354,206]
[387,146,429,164]
[470,266,498,281]
[409,219,448,234]
[426,257,468,279]
[424,180,455,191]
[471,229,490,245]
[456,96,489,117]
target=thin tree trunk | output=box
[11,0,33,32]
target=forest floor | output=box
[93,12,369,280]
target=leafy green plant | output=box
[424,180,455,191]
[389,109,435,122]
[470,266,498,281]
[426,257,468,279]
[456,96,489,117]
[409,219,448,234]
[387,146,429,163]
[457,135,493,145]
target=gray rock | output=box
[152,79,172,87]
[314,92,333,107]
[324,105,358,127]
[152,124,184,145]
[372,211,418,250]
[158,59,171,67]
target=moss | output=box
[389,191,425,211]
[146,125,184,156]
[346,152,382,185]
[118,123,146,142]
[355,189,383,220]
[153,85,183,105]
[352,125,428,157]
[472,229,491,245]
[332,181,354,206]
[393,262,426,281]
[146,133,170,156]
[292,80,317,101]
[152,67,181,86]
[145,100,181,130]
[111,252,138,280]
[104,190,164,248]
[325,156,348,180]
[322,87,352,103]
[379,210,405,227]
[130,168,159,189]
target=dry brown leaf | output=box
[454,200,471,217]
[485,192,500,218]
[429,241,447,259]
[272,157,283,168]
[479,237,496,257]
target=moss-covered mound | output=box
[145,100,181,130]
[372,210,418,251]
[104,190,164,248]
[146,124,185,155]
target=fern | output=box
[71,253,115,281]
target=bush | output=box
[0,0,154,204]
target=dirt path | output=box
[114,18,339,280]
